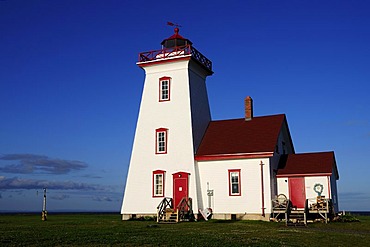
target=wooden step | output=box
[158,212,178,223]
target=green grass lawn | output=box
[1,214,369,246]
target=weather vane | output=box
[167,21,182,28]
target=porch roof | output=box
[277,152,339,179]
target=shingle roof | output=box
[277,152,339,179]
[196,114,286,158]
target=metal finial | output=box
[167,21,182,33]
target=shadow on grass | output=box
[211,220,238,223]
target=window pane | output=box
[231,174,238,183]
[232,184,239,194]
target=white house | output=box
[120,28,339,221]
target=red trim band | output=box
[277,172,332,178]
[195,152,273,161]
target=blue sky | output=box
[1,0,369,212]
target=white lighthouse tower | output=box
[121,27,213,220]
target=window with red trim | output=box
[153,170,165,197]
[155,128,168,154]
[228,169,241,196]
[159,77,171,102]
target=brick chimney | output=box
[245,96,253,121]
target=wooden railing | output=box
[156,197,173,222]
[271,194,292,223]
[306,196,334,223]
[177,197,194,221]
[138,45,212,72]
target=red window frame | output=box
[159,77,171,102]
[152,170,165,197]
[228,169,241,196]
[155,128,168,154]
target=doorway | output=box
[172,172,189,209]
[288,177,306,208]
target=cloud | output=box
[0,154,88,175]
[338,192,370,211]
[92,196,113,202]
[338,192,370,201]
[50,194,70,200]
[81,174,103,179]
[344,120,369,127]
[0,176,104,191]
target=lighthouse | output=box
[121,27,341,222]
[121,27,213,220]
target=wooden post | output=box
[41,188,47,221]
[260,161,265,217]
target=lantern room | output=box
[161,27,193,49]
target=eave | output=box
[137,55,191,68]
[276,172,333,178]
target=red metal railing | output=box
[138,45,212,72]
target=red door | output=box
[173,172,189,209]
[288,177,306,208]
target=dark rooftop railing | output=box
[138,44,212,72]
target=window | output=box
[228,169,241,196]
[153,170,165,197]
[156,128,168,154]
[159,77,171,102]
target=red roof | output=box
[277,152,339,179]
[196,114,286,159]
[165,32,186,40]
[161,27,192,46]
